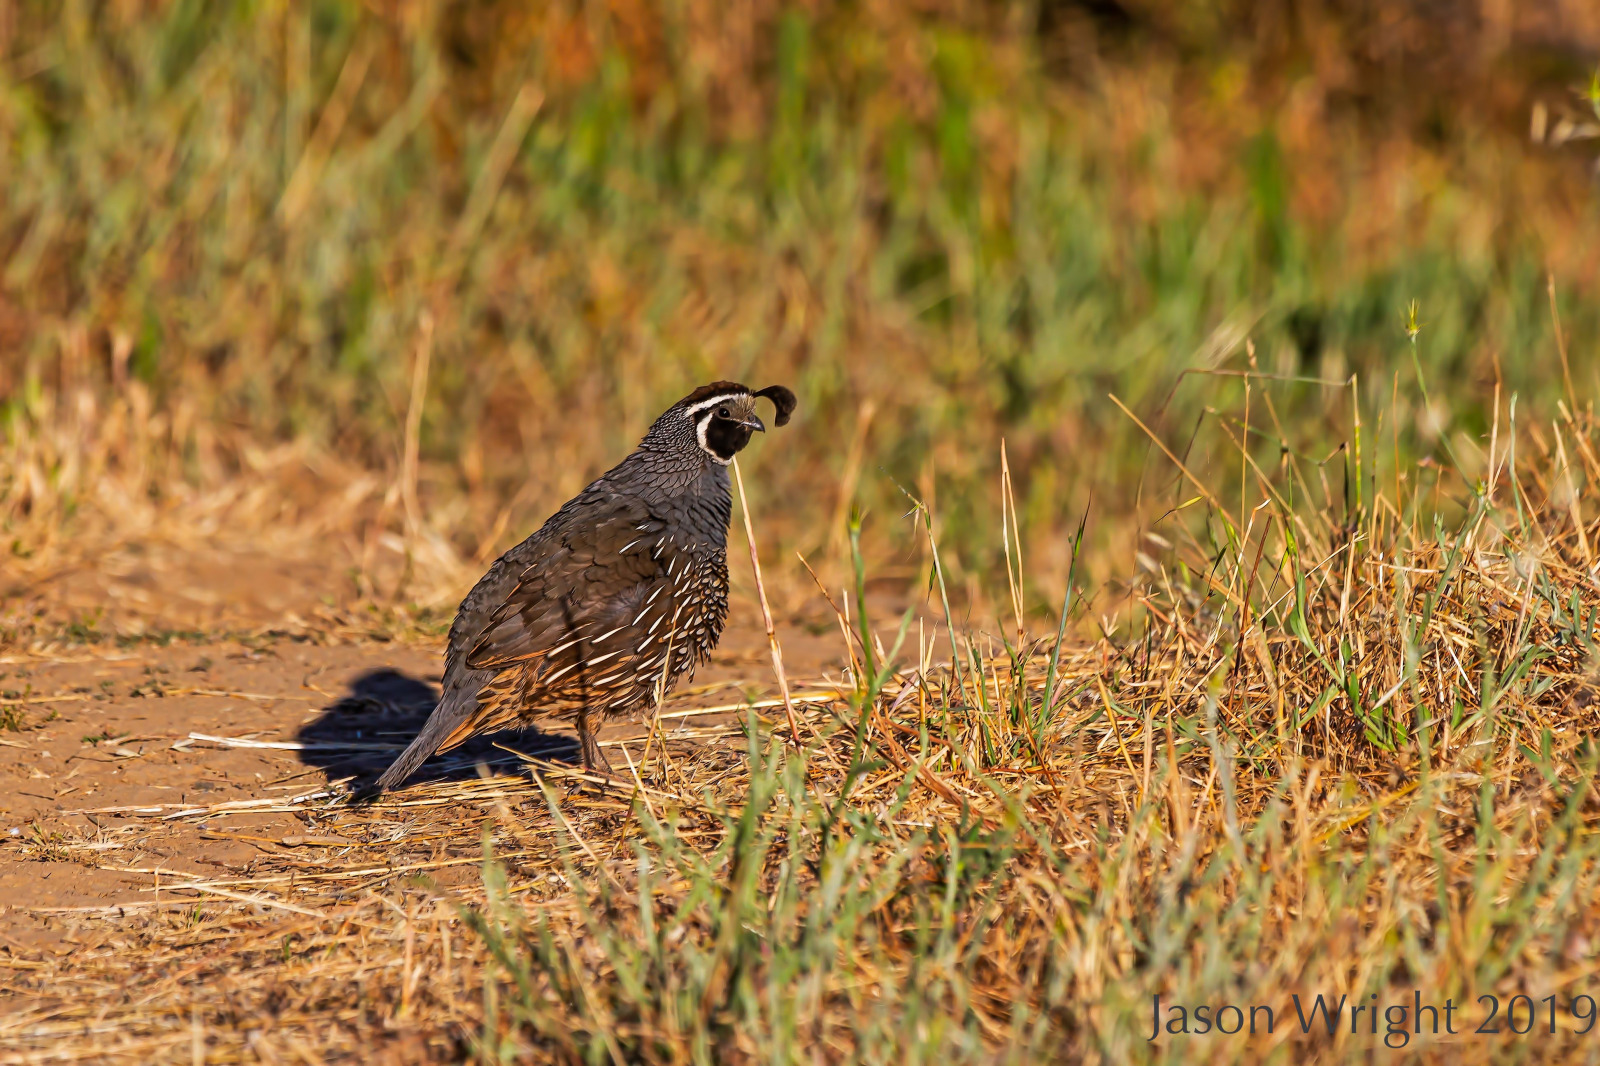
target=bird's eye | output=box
[716,406,730,418]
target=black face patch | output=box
[701,409,755,461]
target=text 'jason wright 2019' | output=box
[1149,992,1600,1048]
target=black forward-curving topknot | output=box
[675,381,795,427]
[753,385,797,427]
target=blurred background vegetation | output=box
[2,0,1599,614]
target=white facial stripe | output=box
[696,409,732,465]
[682,392,749,419]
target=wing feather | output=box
[465,495,671,673]
[375,492,683,791]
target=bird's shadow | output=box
[295,668,577,787]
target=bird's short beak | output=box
[742,416,766,432]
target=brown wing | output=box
[431,494,685,749]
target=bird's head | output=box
[652,381,796,465]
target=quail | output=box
[375,381,796,791]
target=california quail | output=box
[375,381,796,791]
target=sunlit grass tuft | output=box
[465,374,1600,1062]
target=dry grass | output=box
[5,373,1600,1062]
[5,3,1600,1062]
[4,0,1600,604]
[0,368,477,648]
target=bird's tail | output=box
[374,673,486,792]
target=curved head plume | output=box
[649,380,797,464]
[750,384,797,427]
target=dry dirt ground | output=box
[0,540,865,1062]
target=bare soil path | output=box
[0,545,870,1061]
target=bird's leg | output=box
[575,705,617,778]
